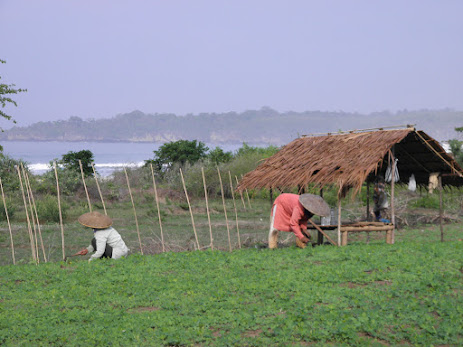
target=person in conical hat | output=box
[269,193,330,249]
[74,211,130,261]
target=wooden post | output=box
[17,165,36,263]
[337,196,341,247]
[341,231,348,246]
[91,163,107,215]
[318,188,324,245]
[218,167,232,252]
[229,171,241,249]
[269,188,273,207]
[308,219,337,246]
[235,175,246,210]
[79,160,92,212]
[241,174,252,209]
[124,167,143,255]
[53,162,66,261]
[180,168,200,250]
[23,168,47,263]
[439,175,444,242]
[366,182,370,222]
[202,168,214,250]
[390,151,396,244]
[150,164,165,253]
[0,177,16,265]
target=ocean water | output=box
[2,141,243,177]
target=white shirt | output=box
[86,227,129,261]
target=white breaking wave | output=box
[29,161,145,176]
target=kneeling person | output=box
[269,193,330,249]
[75,211,130,261]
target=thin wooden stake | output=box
[202,167,214,250]
[21,165,39,262]
[124,167,143,255]
[150,164,165,252]
[79,160,92,212]
[180,168,200,250]
[17,165,36,263]
[53,161,66,261]
[235,175,246,210]
[23,167,47,263]
[218,167,232,252]
[337,197,342,247]
[0,177,16,264]
[229,171,241,249]
[91,162,107,215]
[241,174,252,209]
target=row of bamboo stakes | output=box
[1,161,253,265]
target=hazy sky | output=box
[1,1,462,128]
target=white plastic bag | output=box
[385,158,399,183]
[408,174,416,191]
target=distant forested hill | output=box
[0,108,461,144]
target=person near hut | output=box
[373,177,389,222]
[74,211,130,261]
[269,193,330,249]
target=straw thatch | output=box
[238,128,463,197]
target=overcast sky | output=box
[1,0,462,128]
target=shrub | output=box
[36,195,68,223]
[0,198,15,221]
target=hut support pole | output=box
[53,162,66,261]
[180,168,200,250]
[366,182,370,222]
[217,167,232,252]
[124,168,143,255]
[269,188,273,207]
[390,150,396,244]
[318,188,324,245]
[202,168,213,250]
[150,164,165,252]
[439,175,444,242]
[0,177,15,265]
[337,197,341,247]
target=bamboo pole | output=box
[21,165,39,262]
[202,167,213,250]
[439,175,444,242]
[150,164,165,252]
[308,219,337,246]
[23,167,47,263]
[337,197,341,247]
[218,167,232,251]
[17,165,36,263]
[124,167,143,255]
[180,168,200,250]
[241,174,252,209]
[235,175,246,210]
[229,171,241,249]
[0,177,16,265]
[91,162,107,215]
[53,162,66,261]
[79,160,92,212]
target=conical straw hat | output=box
[299,194,330,217]
[78,211,112,229]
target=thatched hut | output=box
[238,126,463,246]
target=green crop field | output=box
[1,233,463,346]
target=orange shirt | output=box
[271,193,308,240]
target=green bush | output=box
[36,195,68,223]
[0,198,15,221]
[409,194,440,209]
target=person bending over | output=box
[75,211,129,261]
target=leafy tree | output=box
[0,154,28,191]
[145,140,209,172]
[449,127,463,166]
[1,59,26,151]
[234,142,280,158]
[207,146,233,165]
[58,150,95,176]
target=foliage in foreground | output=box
[1,242,462,346]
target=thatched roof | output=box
[238,128,463,196]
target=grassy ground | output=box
[1,239,463,346]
